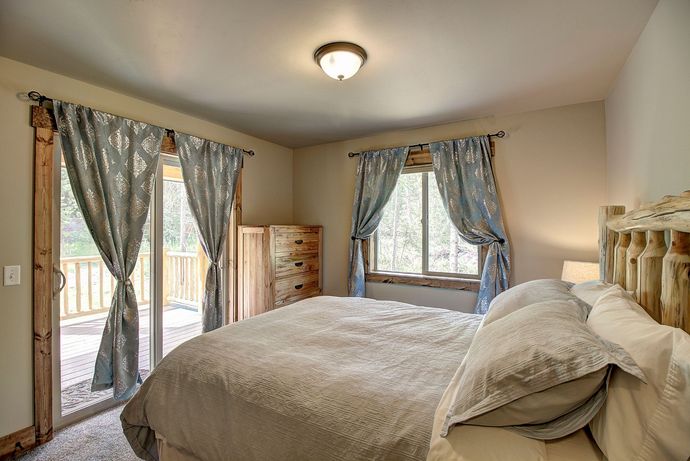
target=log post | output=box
[661,231,690,331]
[599,205,625,282]
[33,125,54,444]
[638,230,668,321]
[613,232,631,287]
[626,231,647,294]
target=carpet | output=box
[18,405,139,461]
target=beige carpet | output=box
[18,405,138,461]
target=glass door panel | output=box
[55,148,151,421]
[160,158,204,357]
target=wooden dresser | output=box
[237,225,322,320]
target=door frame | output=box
[30,104,243,447]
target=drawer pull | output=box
[294,284,304,290]
[294,262,304,267]
[295,239,304,244]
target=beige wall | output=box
[0,57,292,437]
[293,102,608,311]
[605,0,690,208]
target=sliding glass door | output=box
[154,155,205,360]
[52,139,151,426]
[52,150,228,427]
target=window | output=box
[368,166,482,289]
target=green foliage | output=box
[60,168,197,259]
[375,171,478,275]
[163,180,199,253]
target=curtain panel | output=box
[54,101,163,400]
[348,147,409,297]
[175,133,242,332]
[429,136,510,314]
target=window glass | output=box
[375,172,423,273]
[427,179,479,275]
[373,170,480,277]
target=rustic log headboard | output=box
[598,191,690,334]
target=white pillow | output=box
[570,280,612,306]
[587,286,690,461]
[443,299,644,440]
[483,279,578,326]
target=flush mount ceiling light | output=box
[314,42,367,81]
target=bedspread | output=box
[122,296,481,461]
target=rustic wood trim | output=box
[660,230,690,332]
[265,227,275,310]
[0,426,36,460]
[33,126,54,445]
[625,231,647,295]
[638,230,667,322]
[613,232,631,288]
[30,106,56,130]
[600,192,690,334]
[598,205,626,282]
[405,148,432,167]
[607,191,690,233]
[365,271,480,292]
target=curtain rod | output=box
[26,91,255,156]
[346,131,506,158]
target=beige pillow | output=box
[483,279,579,326]
[587,286,690,461]
[442,299,645,440]
[569,280,612,306]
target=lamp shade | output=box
[561,260,599,284]
[314,42,367,81]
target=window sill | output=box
[365,271,480,292]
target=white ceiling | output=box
[0,0,657,147]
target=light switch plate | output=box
[4,265,20,286]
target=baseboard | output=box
[0,426,36,460]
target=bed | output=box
[122,192,690,461]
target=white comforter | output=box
[122,296,481,461]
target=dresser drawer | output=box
[274,232,320,255]
[274,271,320,304]
[275,253,319,278]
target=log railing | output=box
[59,251,203,320]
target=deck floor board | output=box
[60,306,201,395]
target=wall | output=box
[293,102,607,312]
[0,56,292,438]
[605,0,690,208]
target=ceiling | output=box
[0,0,657,147]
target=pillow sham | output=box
[587,286,690,461]
[442,299,645,440]
[482,279,580,326]
[569,280,612,306]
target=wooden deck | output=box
[60,305,201,411]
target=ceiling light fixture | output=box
[314,42,367,81]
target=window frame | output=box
[364,164,484,292]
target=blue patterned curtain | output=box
[175,133,242,332]
[429,136,510,314]
[348,147,409,296]
[54,101,163,400]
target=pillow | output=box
[587,286,690,461]
[442,299,645,440]
[570,280,612,306]
[483,279,579,326]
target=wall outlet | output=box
[4,265,20,286]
